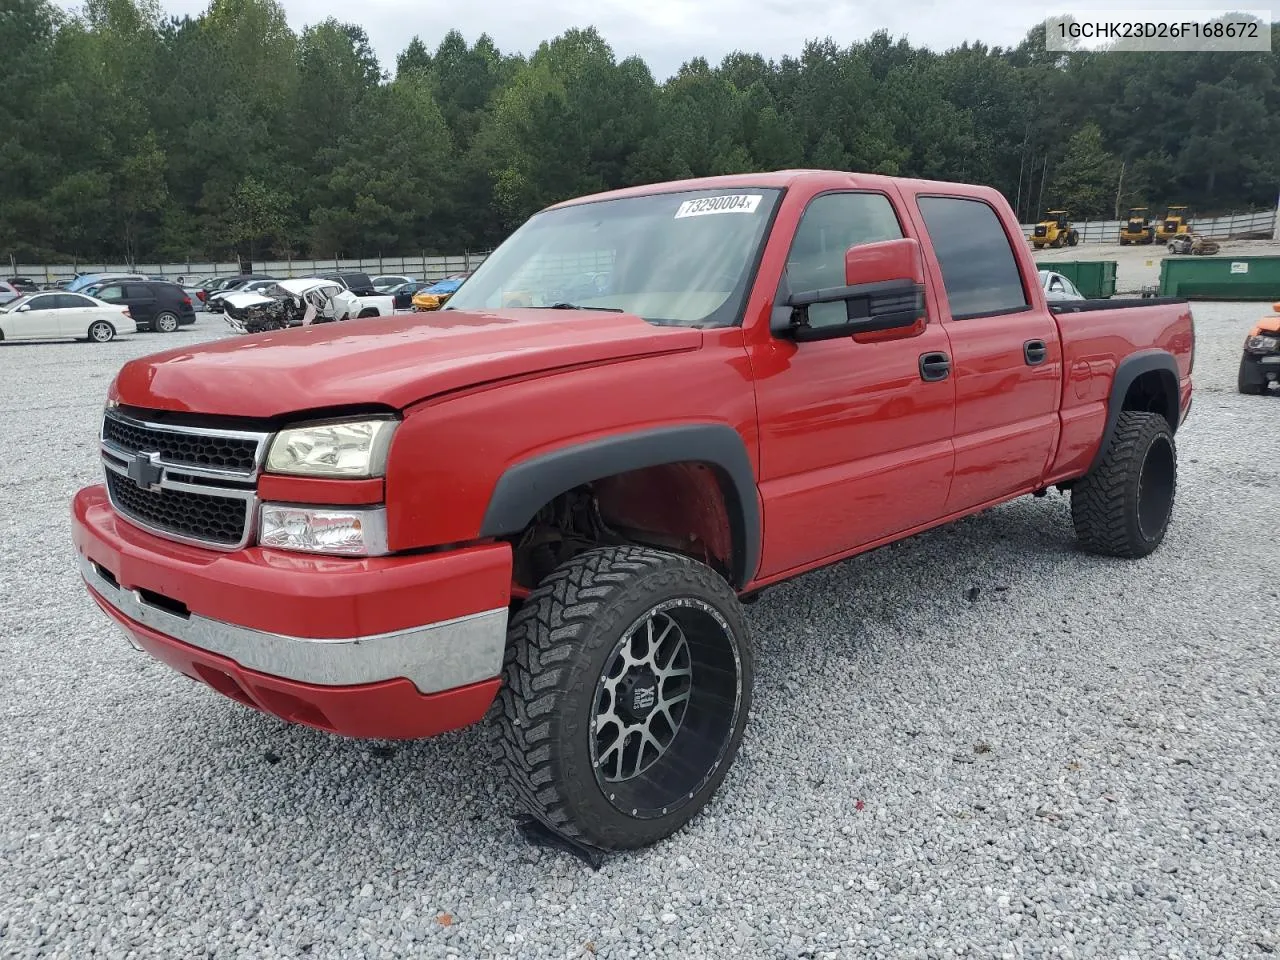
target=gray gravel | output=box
[2,304,1278,959]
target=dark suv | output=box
[320,272,378,296]
[87,280,197,332]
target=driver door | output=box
[14,294,65,339]
[750,190,957,578]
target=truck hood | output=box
[111,308,703,417]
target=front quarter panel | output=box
[382,329,758,556]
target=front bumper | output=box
[73,485,513,738]
[1241,351,1280,379]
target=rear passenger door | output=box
[53,294,100,335]
[909,194,1062,512]
[122,283,157,328]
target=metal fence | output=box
[10,206,1279,282]
[7,253,493,286]
[1017,208,1277,244]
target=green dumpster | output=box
[1158,256,1280,300]
[1035,259,1117,299]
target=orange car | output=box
[1239,303,1280,395]
[410,273,471,312]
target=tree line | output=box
[2,0,1277,264]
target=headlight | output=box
[265,418,397,478]
[259,504,389,556]
[1245,334,1279,353]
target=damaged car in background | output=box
[221,278,363,334]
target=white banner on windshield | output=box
[674,195,763,219]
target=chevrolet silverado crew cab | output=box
[73,170,1194,851]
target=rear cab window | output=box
[914,196,1029,320]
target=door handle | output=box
[1024,339,1048,365]
[919,351,951,382]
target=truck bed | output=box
[1046,296,1195,483]
[1050,297,1187,314]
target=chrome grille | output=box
[102,414,259,472]
[105,470,249,546]
[100,409,269,550]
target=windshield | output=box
[444,188,782,326]
[0,296,29,313]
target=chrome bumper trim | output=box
[78,553,508,694]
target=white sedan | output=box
[0,292,138,343]
[1039,269,1086,302]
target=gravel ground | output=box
[1,305,1278,960]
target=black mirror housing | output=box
[776,279,924,342]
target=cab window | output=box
[916,196,1029,319]
[784,192,905,328]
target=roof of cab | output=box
[545,169,1000,211]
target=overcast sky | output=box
[58,0,1255,79]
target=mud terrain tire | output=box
[1071,410,1177,558]
[488,545,753,850]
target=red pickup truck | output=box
[73,170,1194,851]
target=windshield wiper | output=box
[536,302,625,313]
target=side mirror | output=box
[17,304,30,313]
[773,237,926,343]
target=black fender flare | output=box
[1089,348,1180,473]
[479,424,761,587]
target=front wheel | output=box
[88,321,115,343]
[1071,411,1177,558]
[489,545,753,850]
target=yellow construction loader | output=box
[1030,210,1079,249]
[1155,206,1192,243]
[1119,207,1156,245]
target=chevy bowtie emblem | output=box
[126,451,164,490]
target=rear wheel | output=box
[1067,230,1079,247]
[88,321,115,343]
[154,311,179,333]
[489,545,753,850]
[1071,411,1177,558]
